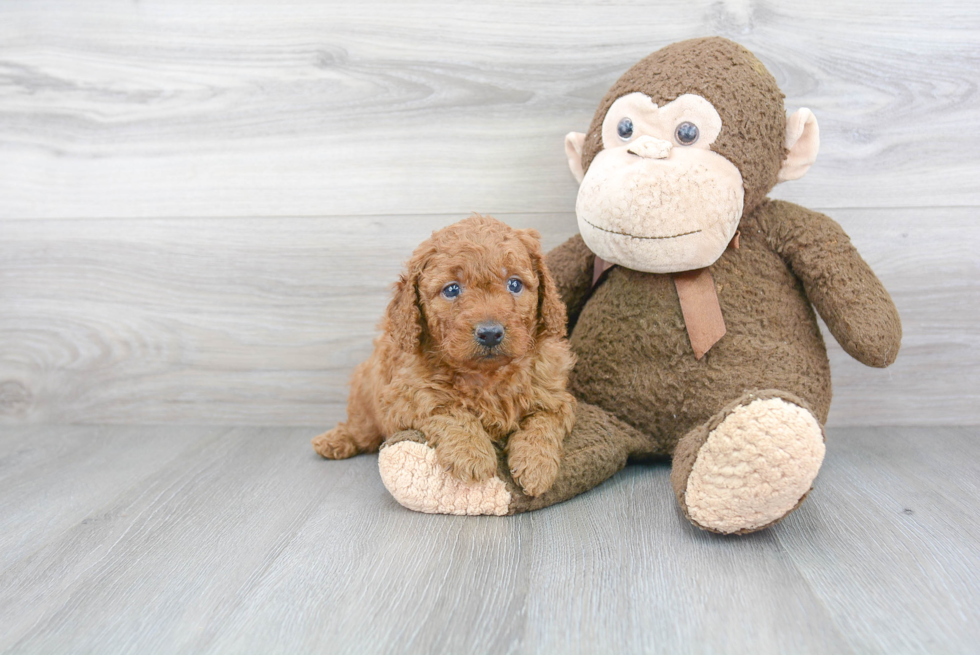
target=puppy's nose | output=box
[474,322,505,348]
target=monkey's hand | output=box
[763,200,902,367]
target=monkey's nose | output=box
[474,322,505,348]
[627,135,672,159]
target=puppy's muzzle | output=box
[474,321,505,348]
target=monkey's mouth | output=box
[582,217,702,241]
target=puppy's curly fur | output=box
[313,215,576,496]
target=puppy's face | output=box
[386,216,567,367]
[417,234,539,370]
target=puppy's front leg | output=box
[508,403,575,497]
[422,412,498,484]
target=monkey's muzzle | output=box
[627,135,672,160]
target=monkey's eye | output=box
[617,117,634,141]
[442,283,461,299]
[675,122,699,145]
[507,278,524,294]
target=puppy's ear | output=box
[385,241,434,353]
[519,229,567,339]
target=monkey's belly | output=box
[567,254,832,456]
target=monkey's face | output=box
[575,93,744,273]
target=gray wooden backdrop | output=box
[1,0,978,427]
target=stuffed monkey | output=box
[378,37,901,534]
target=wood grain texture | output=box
[0,425,210,569]
[2,209,977,427]
[777,426,980,654]
[1,1,977,427]
[0,427,341,654]
[1,4,975,651]
[0,425,976,654]
[0,1,978,220]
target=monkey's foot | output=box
[672,393,826,534]
[378,431,511,516]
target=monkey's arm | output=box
[760,200,902,367]
[545,234,596,329]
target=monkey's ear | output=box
[565,132,587,184]
[777,108,820,183]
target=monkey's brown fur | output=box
[534,38,901,525]
[380,38,901,532]
[313,215,576,497]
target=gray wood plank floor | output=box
[1,426,977,654]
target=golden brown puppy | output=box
[312,215,576,497]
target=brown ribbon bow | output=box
[592,231,740,360]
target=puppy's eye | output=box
[507,278,523,294]
[442,283,461,299]
[675,122,699,145]
[617,117,634,141]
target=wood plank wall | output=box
[2,1,978,426]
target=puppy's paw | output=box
[435,437,498,484]
[312,427,358,459]
[508,435,561,497]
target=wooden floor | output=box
[1,425,977,654]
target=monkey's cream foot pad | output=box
[685,397,826,534]
[379,440,511,516]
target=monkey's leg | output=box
[377,402,649,516]
[671,390,826,535]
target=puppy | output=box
[312,214,576,497]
